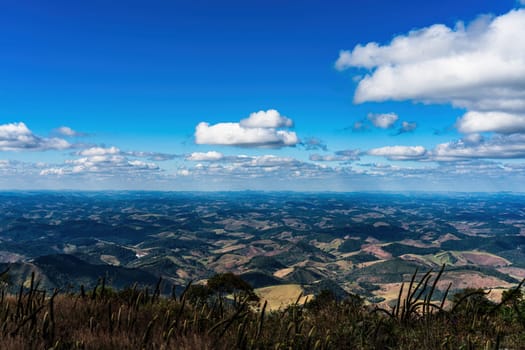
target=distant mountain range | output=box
[1,192,524,305]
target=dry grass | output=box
[1,268,525,349]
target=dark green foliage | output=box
[185,284,212,307]
[346,252,379,264]
[447,265,520,283]
[441,235,525,254]
[383,243,440,256]
[283,267,324,284]
[349,258,424,283]
[273,241,335,266]
[347,223,413,241]
[451,288,495,314]
[32,254,161,291]
[247,256,285,272]
[239,272,282,289]
[0,267,10,286]
[338,238,363,253]
[139,237,209,250]
[497,249,525,268]
[207,273,252,294]
[358,281,380,292]
[207,272,259,303]
[306,279,349,301]
[305,289,337,311]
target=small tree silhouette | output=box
[207,272,259,306]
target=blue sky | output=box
[1,0,525,191]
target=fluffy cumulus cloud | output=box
[337,9,525,134]
[195,109,299,148]
[367,113,398,129]
[78,146,120,156]
[0,122,70,151]
[368,145,428,160]
[186,151,224,161]
[39,145,161,178]
[239,109,293,128]
[455,111,525,134]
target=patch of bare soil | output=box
[461,252,510,267]
[433,233,461,244]
[497,267,525,280]
[436,272,514,291]
[361,244,392,260]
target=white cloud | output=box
[432,134,525,160]
[367,113,398,129]
[462,133,484,144]
[367,133,525,162]
[78,146,120,156]
[39,168,65,176]
[194,109,299,148]
[368,145,427,160]
[239,109,293,128]
[76,147,179,162]
[456,111,525,134]
[127,160,159,169]
[310,149,361,162]
[177,169,191,176]
[125,151,180,161]
[186,151,224,161]
[40,145,161,177]
[195,122,298,147]
[54,126,86,137]
[309,154,340,162]
[0,122,70,151]
[180,153,342,181]
[337,9,525,134]
[244,155,297,167]
[195,124,298,148]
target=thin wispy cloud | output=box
[394,121,417,135]
[301,137,328,151]
[310,149,361,162]
[53,126,88,137]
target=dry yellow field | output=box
[256,284,313,311]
